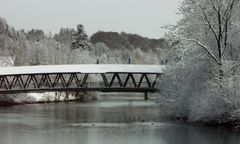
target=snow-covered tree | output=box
[158,0,240,124]
[177,0,240,78]
[71,24,92,50]
[94,42,109,57]
[54,28,75,45]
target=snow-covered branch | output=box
[194,0,219,43]
[177,36,220,64]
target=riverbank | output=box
[0,91,98,107]
[161,110,240,131]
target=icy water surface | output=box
[0,94,239,144]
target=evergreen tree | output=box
[71,24,91,50]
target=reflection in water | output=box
[0,95,239,144]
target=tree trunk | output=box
[219,63,224,80]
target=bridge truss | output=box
[0,72,161,94]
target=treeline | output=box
[90,31,169,52]
[0,17,170,67]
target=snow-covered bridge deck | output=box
[0,64,164,94]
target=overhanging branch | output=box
[177,36,220,65]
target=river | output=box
[0,94,239,144]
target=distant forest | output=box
[0,17,173,66]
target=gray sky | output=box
[0,0,182,38]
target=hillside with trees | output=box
[90,31,169,52]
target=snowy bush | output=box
[158,56,240,123]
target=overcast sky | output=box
[0,0,182,38]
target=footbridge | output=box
[0,64,164,96]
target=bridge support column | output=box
[144,92,149,100]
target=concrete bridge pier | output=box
[144,92,149,100]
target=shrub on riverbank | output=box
[157,62,240,127]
